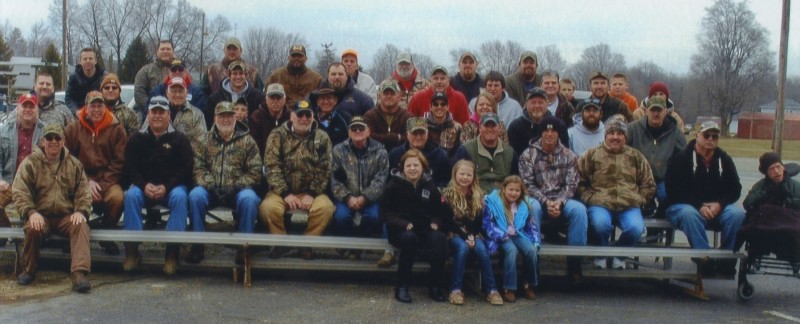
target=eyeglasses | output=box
[290,53,304,58]
[296,111,313,119]
[103,86,119,91]
[150,100,170,107]
[171,67,185,73]
[702,133,720,140]
[349,126,366,133]
[44,134,62,141]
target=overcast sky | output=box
[2,0,798,76]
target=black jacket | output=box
[122,126,194,192]
[207,82,266,128]
[65,63,106,113]
[506,110,570,154]
[389,141,452,188]
[664,139,741,209]
[380,170,444,245]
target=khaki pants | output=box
[93,184,124,229]
[23,215,91,274]
[258,192,333,235]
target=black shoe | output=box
[186,244,205,264]
[17,272,35,285]
[428,287,447,302]
[99,241,120,256]
[395,286,412,303]
[716,258,738,277]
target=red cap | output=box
[17,93,38,106]
[168,76,187,89]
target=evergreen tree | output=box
[42,43,63,91]
[0,31,14,89]
[314,43,337,76]
[120,36,150,83]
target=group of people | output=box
[0,40,787,307]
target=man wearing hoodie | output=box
[268,44,323,108]
[200,37,264,98]
[148,58,207,114]
[507,87,570,154]
[309,63,373,117]
[65,48,106,113]
[408,66,469,124]
[208,60,266,129]
[568,100,605,157]
[468,71,522,127]
[63,91,128,256]
[386,53,429,110]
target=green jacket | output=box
[194,122,261,190]
[578,144,655,212]
[264,121,332,197]
[133,59,170,109]
[458,138,516,193]
[626,115,686,181]
[331,139,389,203]
[743,176,800,213]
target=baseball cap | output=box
[215,101,235,115]
[170,58,185,70]
[289,44,306,56]
[459,51,477,63]
[148,96,169,110]
[396,53,413,65]
[519,51,538,64]
[525,87,548,101]
[647,97,667,110]
[266,83,285,97]
[341,48,358,59]
[480,112,500,126]
[431,65,448,76]
[577,98,602,112]
[699,121,721,133]
[85,91,104,104]
[349,115,368,128]
[224,37,242,50]
[43,123,64,137]
[431,91,448,104]
[589,71,609,81]
[17,93,38,106]
[406,117,427,133]
[293,100,313,113]
[168,76,187,89]
[379,80,399,93]
[228,60,247,72]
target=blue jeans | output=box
[656,181,667,202]
[450,236,497,292]
[123,185,188,232]
[332,201,380,236]
[500,236,539,290]
[543,199,588,247]
[188,186,259,233]
[588,206,643,247]
[667,203,745,250]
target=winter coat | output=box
[407,86,470,124]
[451,138,518,194]
[264,120,332,197]
[0,120,44,183]
[12,146,92,221]
[331,139,389,204]
[362,105,410,152]
[109,100,141,136]
[141,102,207,150]
[593,95,633,122]
[482,189,541,254]
[578,144,655,211]
[459,118,508,145]
[248,105,290,157]
[450,73,483,102]
[567,119,605,157]
[134,59,170,109]
[609,91,638,113]
[504,71,541,107]
[309,79,374,117]
[743,175,800,213]
[2,96,74,128]
[207,79,266,128]
[664,140,741,209]
[468,90,523,127]
[426,113,461,157]
[149,78,208,113]
[389,140,451,188]
[553,93,576,128]
[380,169,444,245]
[519,139,579,204]
[351,70,377,102]
[633,98,687,134]
[200,59,264,97]
[122,125,194,192]
[442,193,484,239]
[268,65,323,108]
[194,121,261,191]
[63,108,127,191]
[65,64,106,112]
[315,108,352,148]
[626,115,686,181]
[387,70,430,110]
[507,109,570,154]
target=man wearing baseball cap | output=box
[452,112,517,193]
[450,51,483,102]
[207,60,266,128]
[505,51,541,106]
[386,53,430,110]
[408,65,470,124]
[388,117,451,188]
[363,80,411,152]
[141,76,207,150]
[64,90,128,255]
[341,48,377,101]
[664,121,744,276]
[121,95,194,274]
[268,44,323,108]
[13,123,93,292]
[0,94,45,234]
[149,58,208,114]
[568,99,605,156]
[200,37,265,98]
[249,83,290,156]
[587,71,633,122]
[507,87,570,154]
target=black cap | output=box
[525,87,547,101]
[431,91,448,104]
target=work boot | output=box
[17,272,35,285]
[71,271,91,293]
[377,252,395,268]
[394,285,412,303]
[99,241,120,256]
[163,244,179,275]
[186,244,205,264]
[123,244,141,272]
[428,286,447,302]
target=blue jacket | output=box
[482,189,541,254]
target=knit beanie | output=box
[758,152,782,175]
[648,81,670,102]
[605,117,627,136]
[101,73,121,89]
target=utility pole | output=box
[199,12,205,74]
[61,0,67,90]
[773,0,791,156]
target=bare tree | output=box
[478,40,524,76]
[48,0,81,65]
[565,43,626,90]
[627,61,668,98]
[447,47,477,75]
[26,21,51,57]
[690,0,775,134]
[314,43,337,75]
[99,0,137,73]
[242,26,306,77]
[368,43,401,82]
[536,44,567,75]
[6,27,27,58]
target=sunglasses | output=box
[44,134,62,141]
[349,126,366,133]
[103,86,119,91]
[432,102,447,107]
[296,111,313,119]
[171,67,185,72]
[150,100,170,107]
[583,98,601,104]
[702,133,720,140]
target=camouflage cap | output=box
[228,60,247,72]
[605,118,628,136]
[379,80,399,93]
[430,65,448,76]
[589,71,609,81]
[224,37,242,50]
[215,101,235,115]
[43,123,64,137]
[266,83,286,97]
[647,97,667,110]
[519,51,538,64]
[699,120,720,133]
[85,90,104,104]
[406,117,427,133]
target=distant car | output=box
[54,84,136,110]
[574,90,591,101]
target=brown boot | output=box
[123,244,141,272]
[71,271,91,293]
[163,244,179,275]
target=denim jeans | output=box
[500,235,539,290]
[588,206,643,247]
[188,186,259,233]
[123,185,188,232]
[450,236,497,292]
[667,203,745,250]
[656,181,667,202]
[332,202,380,236]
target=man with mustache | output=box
[386,53,429,110]
[268,44,323,108]
[567,100,605,157]
[504,51,541,106]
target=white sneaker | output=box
[594,257,607,269]
[612,257,626,269]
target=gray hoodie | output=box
[568,115,605,157]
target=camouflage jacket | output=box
[141,102,207,150]
[3,97,75,128]
[110,100,141,136]
[387,71,429,110]
[578,144,655,212]
[331,139,389,203]
[459,120,508,145]
[426,114,461,157]
[264,121,332,196]
[519,139,579,204]
[194,121,262,190]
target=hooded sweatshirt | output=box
[568,118,605,157]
